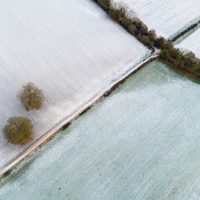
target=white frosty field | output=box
[176,27,200,58]
[1,61,200,199]
[0,0,149,168]
[114,0,200,39]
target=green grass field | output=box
[1,61,200,199]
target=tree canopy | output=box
[3,116,33,144]
[18,82,44,111]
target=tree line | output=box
[95,0,156,48]
[160,44,200,76]
[94,0,200,77]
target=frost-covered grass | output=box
[0,0,149,168]
[113,0,200,39]
[176,27,200,58]
[1,61,200,199]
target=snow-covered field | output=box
[1,61,200,199]
[0,0,149,168]
[176,27,200,58]
[114,0,200,39]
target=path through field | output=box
[1,61,200,199]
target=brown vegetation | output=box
[160,47,200,76]
[93,0,156,48]
[94,0,200,76]
[18,82,44,111]
[3,116,33,144]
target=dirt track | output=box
[0,53,158,178]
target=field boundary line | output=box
[0,53,158,178]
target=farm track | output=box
[0,53,157,178]
[1,4,200,179]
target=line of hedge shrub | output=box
[94,0,156,48]
[93,0,200,77]
[160,47,200,76]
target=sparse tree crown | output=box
[18,82,44,111]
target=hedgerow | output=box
[93,0,200,77]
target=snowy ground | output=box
[0,0,149,168]
[176,27,200,58]
[1,61,200,199]
[114,0,200,39]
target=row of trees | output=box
[160,48,200,76]
[3,83,44,144]
[95,0,200,76]
[156,36,200,75]
[96,0,156,47]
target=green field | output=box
[1,61,200,199]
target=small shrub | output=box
[119,17,133,27]
[128,24,137,35]
[3,116,33,144]
[132,18,142,29]
[139,24,148,35]
[160,49,170,60]
[109,2,127,21]
[160,47,184,68]
[18,82,44,111]
[183,51,198,70]
[97,0,110,10]
[154,37,167,49]
[164,40,174,49]
[148,29,156,42]
[137,34,153,47]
